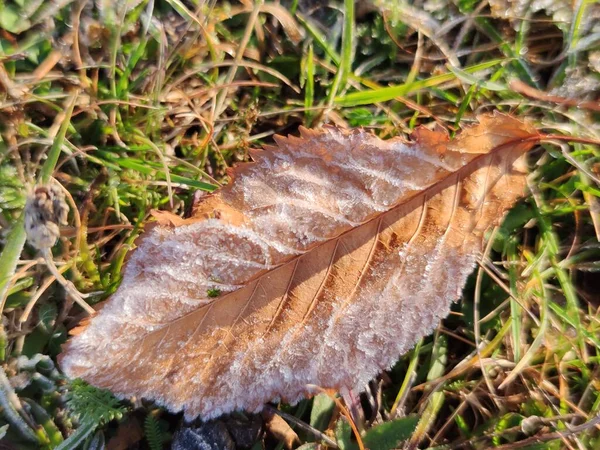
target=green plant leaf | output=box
[65,379,126,426]
[335,417,353,450]
[362,415,419,450]
[0,4,31,33]
[145,413,168,450]
[310,393,335,432]
[335,415,418,450]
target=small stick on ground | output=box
[40,248,95,316]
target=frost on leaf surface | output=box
[59,113,538,420]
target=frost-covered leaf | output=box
[59,113,538,420]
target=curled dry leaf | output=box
[59,113,539,420]
[262,409,300,450]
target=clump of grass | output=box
[0,0,599,448]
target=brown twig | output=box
[510,79,600,112]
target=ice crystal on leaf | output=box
[59,113,539,420]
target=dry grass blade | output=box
[510,79,600,112]
[59,113,539,419]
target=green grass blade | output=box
[38,92,78,184]
[54,417,97,450]
[326,0,354,104]
[335,59,505,106]
[1,92,77,314]
[499,269,549,389]
[0,215,27,315]
[339,0,354,90]
[408,334,447,447]
[304,43,315,125]
[296,13,340,65]
[391,339,422,416]
[447,64,508,91]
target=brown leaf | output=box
[59,113,538,420]
[106,416,144,450]
[262,409,300,449]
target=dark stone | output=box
[224,415,263,449]
[171,421,236,450]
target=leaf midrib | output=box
[131,134,537,338]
